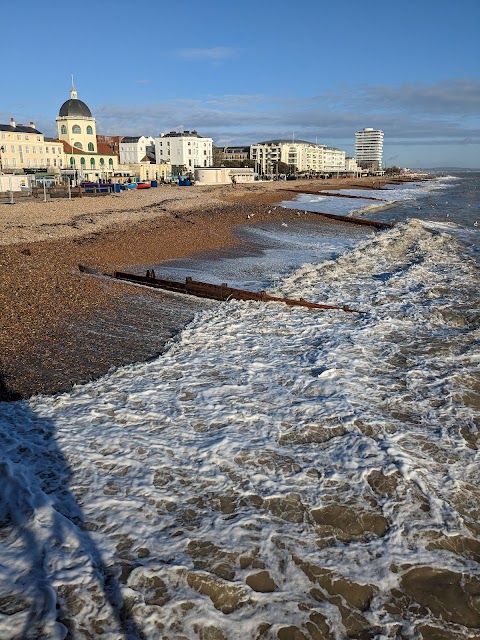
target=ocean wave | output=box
[1,219,478,638]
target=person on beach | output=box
[231,175,237,188]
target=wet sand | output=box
[0,177,412,400]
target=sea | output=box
[0,172,479,639]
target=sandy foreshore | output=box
[0,176,411,400]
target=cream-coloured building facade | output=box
[0,118,64,173]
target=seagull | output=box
[474,221,478,227]
[446,213,449,217]
[281,223,288,227]
[268,209,271,213]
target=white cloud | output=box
[175,47,234,61]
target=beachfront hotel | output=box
[355,128,384,171]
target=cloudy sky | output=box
[2,0,479,168]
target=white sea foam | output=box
[1,219,479,638]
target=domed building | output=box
[55,83,118,182]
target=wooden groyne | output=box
[311,211,392,229]
[79,266,365,314]
[281,189,385,202]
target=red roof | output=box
[52,138,117,157]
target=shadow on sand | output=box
[0,374,144,639]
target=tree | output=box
[277,161,292,174]
[384,166,401,175]
[212,146,224,165]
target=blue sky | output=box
[2,0,479,168]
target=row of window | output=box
[1,133,42,142]
[60,124,94,135]
[158,149,208,156]
[4,145,62,154]
[70,157,114,167]
[3,158,62,168]
[157,141,209,147]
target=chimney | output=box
[10,117,15,127]
[29,121,35,129]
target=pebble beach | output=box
[0,177,404,399]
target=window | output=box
[12,158,17,167]
[46,147,49,153]
[88,142,94,151]
[17,134,21,140]
[99,158,105,165]
[86,125,93,135]
[40,147,43,154]
[53,159,57,167]
[74,142,83,149]
[33,147,37,154]
[40,159,45,166]
[109,158,113,166]
[70,157,75,166]
[25,135,29,140]
[10,145,15,152]
[27,159,31,167]
[34,159,38,167]
[25,146,30,153]
[37,136,41,141]
[61,125,67,135]
[72,125,81,134]
[90,158,95,167]
[80,157,86,166]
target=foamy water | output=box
[1,177,479,639]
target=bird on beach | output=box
[474,221,478,227]
[281,223,288,227]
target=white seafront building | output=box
[250,140,348,175]
[119,136,155,164]
[154,130,213,174]
[355,127,384,171]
